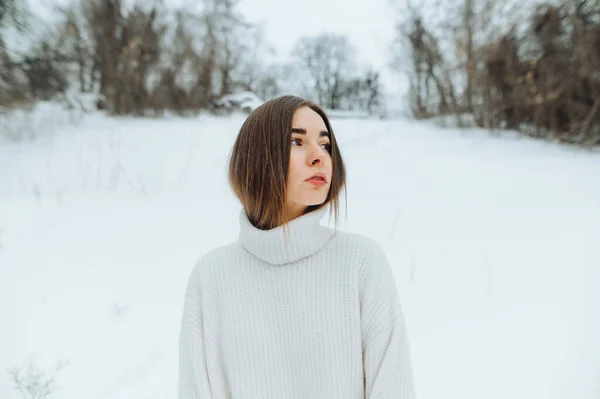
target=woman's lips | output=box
[306,177,327,187]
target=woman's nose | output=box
[308,144,324,165]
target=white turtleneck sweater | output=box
[178,206,416,399]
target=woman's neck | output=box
[283,203,308,225]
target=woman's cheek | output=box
[288,152,304,180]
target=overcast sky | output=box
[237,0,400,70]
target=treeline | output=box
[396,0,600,146]
[3,0,598,146]
[0,0,383,116]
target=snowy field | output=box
[1,106,599,399]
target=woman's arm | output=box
[179,267,213,399]
[359,242,416,399]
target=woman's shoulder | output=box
[187,242,242,278]
[332,229,384,251]
[333,231,397,292]
[330,230,388,262]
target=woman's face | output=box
[285,106,333,220]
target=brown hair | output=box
[228,95,346,230]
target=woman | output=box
[179,95,416,399]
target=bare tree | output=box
[0,0,299,117]
[293,33,356,109]
[151,0,259,114]
[339,69,383,114]
[0,0,31,108]
[395,0,600,145]
[83,0,167,115]
[53,4,97,93]
[20,40,69,100]
[0,0,28,30]
[394,9,455,118]
[462,0,475,110]
[84,0,123,113]
[116,4,162,115]
[234,26,278,98]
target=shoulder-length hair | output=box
[228,95,346,230]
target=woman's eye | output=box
[291,138,330,151]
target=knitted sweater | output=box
[178,206,416,399]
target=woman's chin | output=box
[298,196,328,207]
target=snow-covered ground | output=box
[1,107,599,399]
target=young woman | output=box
[179,95,416,398]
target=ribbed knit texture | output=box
[179,206,416,399]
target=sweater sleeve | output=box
[179,267,213,399]
[359,242,416,399]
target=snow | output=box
[214,91,264,112]
[1,108,599,399]
[323,109,371,119]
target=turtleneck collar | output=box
[238,206,335,265]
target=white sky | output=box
[237,0,400,71]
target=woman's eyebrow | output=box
[291,128,331,138]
